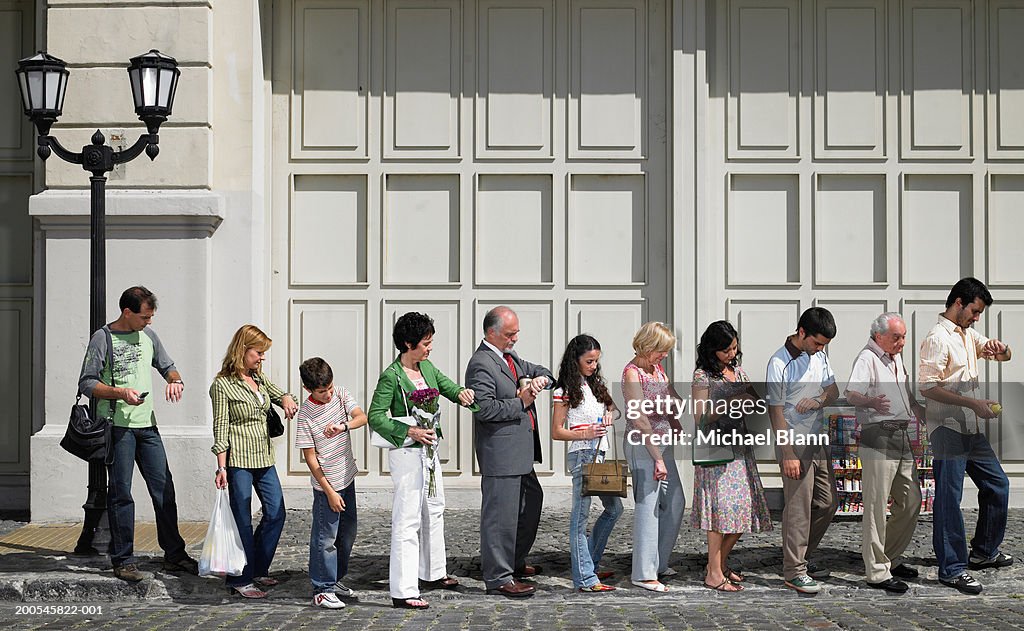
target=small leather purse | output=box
[581,425,629,498]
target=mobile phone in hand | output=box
[138,392,149,400]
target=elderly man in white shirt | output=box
[846,313,926,594]
[919,277,1013,595]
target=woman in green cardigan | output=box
[368,312,476,610]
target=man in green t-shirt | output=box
[78,286,198,582]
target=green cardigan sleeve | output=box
[367,365,411,448]
[425,360,465,404]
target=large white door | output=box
[271,0,671,491]
[0,0,35,514]
[701,0,1024,490]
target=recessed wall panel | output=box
[382,301,462,471]
[726,300,801,383]
[989,175,1024,285]
[477,2,552,157]
[814,175,886,285]
[727,175,799,285]
[290,175,367,285]
[0,10,25,156]
[0,175,32,285]
[729,0,799,157]
[383,175,460,285]
[568,300,645,404]
[476,175,552,284]
[815,1,885,157]
[292,2,368,158]
[386,2,461,157]
[813,300,889,385]
[993,306,1024,460]
[901,175,972,286]
[0,303,23,465]
[567,174,645,285]
[570,0,646,158]
[989,3,1024,158]
[288,301,368,475]
[902,2,972,158]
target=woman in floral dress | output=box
[690,320,772,592]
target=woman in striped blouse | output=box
[210,324,298,598]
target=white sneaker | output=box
[333,581,355,597]
[312,592,346,609]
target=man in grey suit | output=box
[466,306,554,598]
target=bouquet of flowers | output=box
[408,387,442,496]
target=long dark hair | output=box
[695,320,741,378]
[555,334,615,410]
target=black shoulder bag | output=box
[61,327,116,462]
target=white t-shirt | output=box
[765,339,836,434]
[553,382,609,453]
[295,387,360,492]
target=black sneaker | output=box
[162,555,200,575]
[939,572,982,595]
[113,563,151,583]
[891,563,919,579]
[968,551,1013,570]
[866,577,908,593]
[70,545,100,557]
[807,563,831,580]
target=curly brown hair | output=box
[555,334,615,411]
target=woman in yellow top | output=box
[209,324,297,598]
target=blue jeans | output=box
[310,482,358,593]
[106,426,187,568]
[226,466,286,587]
[624,441,685,581]
[568,449,623,588]
[931,428,1009,580]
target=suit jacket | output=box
[465,342,554,476]
[367,358,475,448]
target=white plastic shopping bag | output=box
[198,488,246,577]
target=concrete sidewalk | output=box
[1,505,1024,628]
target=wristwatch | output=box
[216,466,226,473]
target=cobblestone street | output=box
[3,505,1024,629]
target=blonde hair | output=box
[217,324,272,379]
[632,321,677,355]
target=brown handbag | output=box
[581,425,629,498]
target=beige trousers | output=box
[781,445,839,581]
[860,424,921,583]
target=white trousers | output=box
[389,446,448,598]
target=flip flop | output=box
[704,578,744,592]
[392,597,430,609]
[579,583,616,593]
[723,567,745,583]
[631,580,669,592]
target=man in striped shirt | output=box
[296,357,368,609]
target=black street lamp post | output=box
[16,49,180,551]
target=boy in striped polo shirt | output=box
[296,357,368,609]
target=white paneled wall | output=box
[272,0,669,488]
[707,0,1024,487]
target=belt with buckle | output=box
[878,419,910,432]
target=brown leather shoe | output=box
[513,565,543,578]
[486,580,536,598]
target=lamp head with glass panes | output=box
[127,50,180,158]
[14,51,69,138]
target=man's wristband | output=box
[342,422,349,433]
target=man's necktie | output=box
[505,353,535,431]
